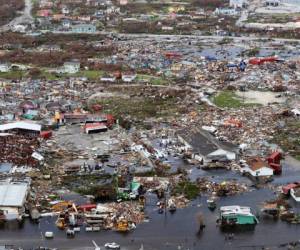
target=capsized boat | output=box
[218,205,259,228]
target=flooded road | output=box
[1,158,300,250]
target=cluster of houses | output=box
[214,0,248,16]
[33,0,251,34]
[177,126,282,182]
[36,0,121,32]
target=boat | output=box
[167,199,176,213]
[105,242,120,249]
[290,187,300,202]
[44,231,54,239]
[66,228,75,238]
[261,203,279,218]
[282,182,300,196]
[218,206,258,228]
[207,197,217,210]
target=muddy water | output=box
[236,90,287,105]
[1,159,300,249]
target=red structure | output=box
[40,130,52,139]
[91,104,103,112]
[106,114,115,128]
[77,204,97,212]
[164,52,182,59]
[267,151,282,164]
[267,151,282,174]
[249,57,278,65]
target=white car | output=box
[104,242,120,249]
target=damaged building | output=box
[177,127,237,164]
[0,178,31,221]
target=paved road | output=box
[49,29,300,42]
[0,0,34,32]
[113,32,300,43]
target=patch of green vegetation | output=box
[137,74,168,85]
[218,37,234,45]
[0,70,24,80]
[246,13,300,24]
[94,96,178,120]
[75,70,104,80]
[242,47,260,57]
[212,91,258,108]
[39,70,104,81]
[0,69,104,81]
[172,181,199,200]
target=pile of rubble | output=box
[184,106,280,155]
[197,177,249,196]
[0,134,40,166]
[107,201,145,225]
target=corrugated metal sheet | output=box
[0,183,28,207]
[0,122,41,132]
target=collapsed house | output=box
[241,157,274,180]
[177,127,237,164]
[0,133,40,167]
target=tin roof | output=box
[0,183,28,207]
[0,121,41,132]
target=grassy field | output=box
[0,69,169,84]
[212,91,258,108]
[44,70,104,81]
[95,96,179,121]
[0,71,25,79]
[137,74,169,85]
[0,69,104,81]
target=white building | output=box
[242,157,274,178]
[63,61,80,74]
[230,0,248,8]
[100,76,116,82]
[0,121,41,136]
[61,6,70,15]
[214,8,239,15]
[0,179,31,221]
[281,0,300,4]
[122,73,137,83]
[264,0,281,6]
[0,63,11,73]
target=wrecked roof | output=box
[0,182,29,207]
[177,127,237,157]
[177,128,219,156]
[246,157,268,171]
